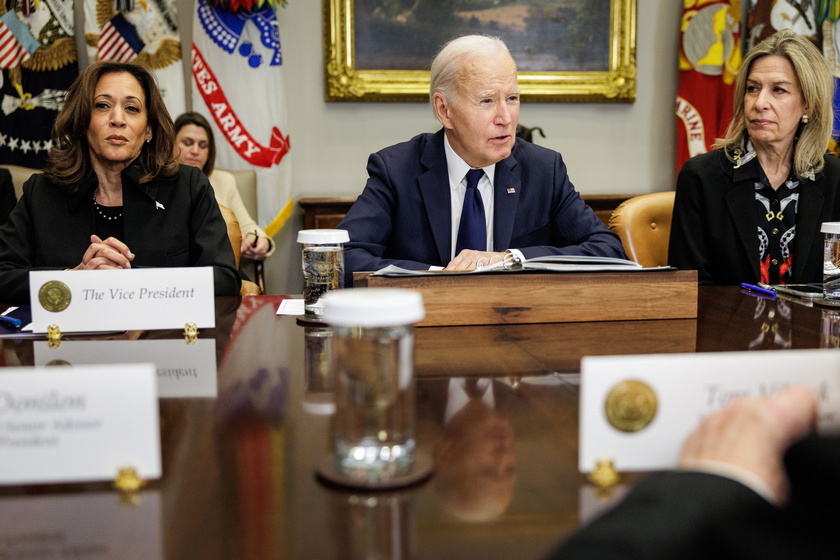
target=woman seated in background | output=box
[669,29,840,286]
[173,112,274,261]
[0,61,241,303]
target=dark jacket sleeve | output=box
[548,471,789,560]
[185,168,241,296]
[511,148,626,261]
[341,150,445,283]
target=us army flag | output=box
[191,0,291,235]
[0,2,77,168]
[84,0,185,118]
[676,1,742,173]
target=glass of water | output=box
[297,229,350,316]
[822,222,840,299]
[321,288,425,485]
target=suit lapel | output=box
[726,161,760,279]
[493,152,520,251]
[419,131,455,264]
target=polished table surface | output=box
[0,287,834,559]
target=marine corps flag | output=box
[84,0,186,118]
[191,0,291,236]
[676,1,742,173]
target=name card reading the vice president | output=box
[29,267,215,333]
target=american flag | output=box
[0,11,40,69]
[97,13,145,63]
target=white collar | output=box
[443,132,496,189]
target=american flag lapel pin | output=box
[506,188,516,194]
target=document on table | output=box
[371,255,669,277]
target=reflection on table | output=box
[0,287,835,559]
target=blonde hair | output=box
[718,29,835,179]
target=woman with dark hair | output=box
[0,61,240,303]
[173,112,273,260]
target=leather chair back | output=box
[218,203,261,295]
[1,164,38,199]
[608,191,675,268]
[219,168,264,292]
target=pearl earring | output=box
[801,115,810,124]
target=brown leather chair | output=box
[220,168,265,293]
[608,191,675,268]
[219,204,262,296]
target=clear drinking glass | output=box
[297,229,350,316]
[822,223,840,299]
[321,288,425,485]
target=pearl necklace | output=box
[92,195,123,221]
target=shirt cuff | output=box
[508,249,525,262]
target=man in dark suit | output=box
[338,35,625,285]
[549,386,838,559]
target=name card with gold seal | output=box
[579,349,840,474]
[0,363,160,485]
[29,268,215,334]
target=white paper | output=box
[276,298,305,315]
[579,349,840,472]
[0,364,161,484]
[29,268,215,333]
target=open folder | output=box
[371,255,669,277]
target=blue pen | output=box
[0,315,22,329]
[741,283,776,297]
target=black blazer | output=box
[668,149,840,285]
[0,163,240,303]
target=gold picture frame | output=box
[324,0,636,103]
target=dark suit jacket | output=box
[0,168,14,226]
[549,435,840,560]
[0,163,241,303]
[339,130,626,285]
[669,149,840,285]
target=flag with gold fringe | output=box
[83,0,185,118]
[0,1,77,168]
[191,0,291,237]
[676,1,743,173]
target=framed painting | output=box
[323,0,636,103]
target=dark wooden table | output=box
[0,287,832,559]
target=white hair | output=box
[429,35,514,117]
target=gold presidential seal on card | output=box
[604,379,658,433]
[38,281,72,312]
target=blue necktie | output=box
[455,168,486,254]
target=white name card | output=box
[33,339,218,398]
[29,267,215,333]
[579,349,840,473]
[0,491,162,560]
[0,364,161,485]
